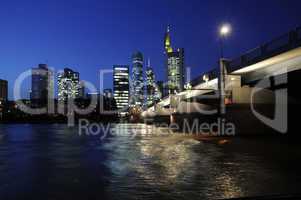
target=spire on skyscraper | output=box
[164,25,173,54]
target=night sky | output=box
[0,0,301,99]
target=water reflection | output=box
[0,124,300,199]
[105,124,245,199]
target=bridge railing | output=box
[190,68,218,87]
[189,26,301,88]
[228,26,301,72]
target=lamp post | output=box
[218,23,231,115]
[219,23,231,58]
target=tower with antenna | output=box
[146,58,155,107]
[164,25,185,94]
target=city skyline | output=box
[0,2,301,199]
[1,0,301,99]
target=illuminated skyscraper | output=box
[164,26,173,54]
[146,59,155,107]
[164,26,185,94]
[113,65,129,111]
[58,68,80,102]
[31,64,50,102]
[130,51,144,107]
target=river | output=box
[0,124,300,199]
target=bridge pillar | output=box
[219,58,228,115]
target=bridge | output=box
[142,26,301,123]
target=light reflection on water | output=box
[0,124,300,200]
[104,124,245,199]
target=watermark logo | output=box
[11,64,288,137]
[251,68,288,133]
[78,118,235,140]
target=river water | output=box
[0,124,300,199]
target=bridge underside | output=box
[144,69,301,135]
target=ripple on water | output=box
[0,124,300,200]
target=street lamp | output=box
[220,24,231,36]
[218,23,231,116]
[219,23,231,58]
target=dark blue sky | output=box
[0,0,301,99]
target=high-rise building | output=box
[103,88,113,98]
[58,68,80,102]
[0,79,8,102]
[113,65,129,111]
[78,81,85,99]
[167,48,185,92]
[0,79,8,119]
[31,64,50,102]
[155,81,164,101]
[164,26,185,94]
[131,51,144,107]
[103,89,116,111]
[146,59,155,107]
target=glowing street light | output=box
[219,23,231,37]
[219,23,231,58]
[218,23,232,116]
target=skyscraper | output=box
[58,68,80,102]
[146,59,155,107]
[31,64,50,104]
[103,88,115,111]
[0,79,8,119]
[131,51,144,107]
[103,88,113,98]
[155,80,164,102]
[0,79,8,102]
[78,81,85,99]
[164,26,185,94]
[113,65,129,111]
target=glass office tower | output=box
[113,65,129,112]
